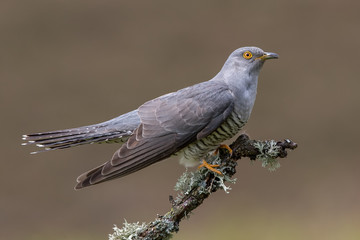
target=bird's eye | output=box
[243,51,252,60]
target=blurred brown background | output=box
[1,0,360,239]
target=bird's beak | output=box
[256,52,279,61]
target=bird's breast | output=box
[177,112,245,167]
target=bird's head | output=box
[224,46,279,74]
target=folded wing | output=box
[76,81,235,189]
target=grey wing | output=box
[75,82,235,189]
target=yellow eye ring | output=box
[243,51,252,59]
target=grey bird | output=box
[22,46,278,189]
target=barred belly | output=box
[177,113,245,167]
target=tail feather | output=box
[23,110,141,153]
[23,125,133,154]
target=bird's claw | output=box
[198,160,223,175]
[213,144,233,156]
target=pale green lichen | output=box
[216,174,235,193]
[253,140,281,171]
[109,220,147,240]
[174,170,202,195]
[109,218,176,240]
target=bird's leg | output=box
[213,144,233,156]
[198,160,222,175]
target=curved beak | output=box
[256,52,279,61]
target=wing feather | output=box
[75,81,235,189]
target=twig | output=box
[109,134,297,240]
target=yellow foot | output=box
[198,160,223,175]
[213,144,233,156]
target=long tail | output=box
[22,110,140,154]
[22,125,130,154]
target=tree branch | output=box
[109,134,297,240]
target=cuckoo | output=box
[22,46,278,189]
